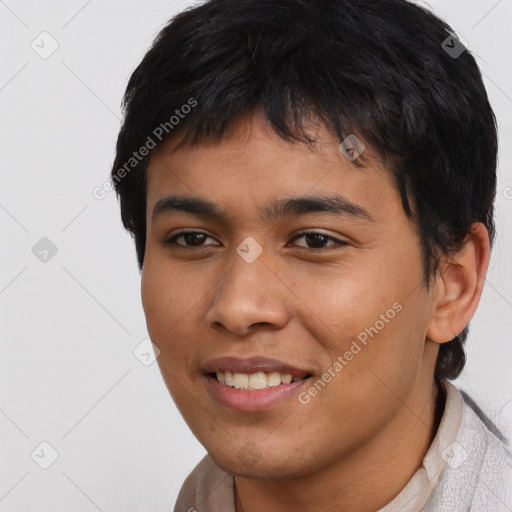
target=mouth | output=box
[204,372,313,411]
[207,370,313,391]
[202,356,314,411]
[201,356,313,412]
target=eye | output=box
[162,230,347,250]
[163,230,219,247]
[288,231,348,250]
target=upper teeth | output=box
[216,371,301,390]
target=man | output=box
[111,0,512,509]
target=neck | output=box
[234,377,444,512]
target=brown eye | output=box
[290,231,347,250]
[164,231,218,247]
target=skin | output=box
[141,110,490,512]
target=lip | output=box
[204,373,312,411]
[202,356,311,379]
[202,356,313,412]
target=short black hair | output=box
[111,0,498,382]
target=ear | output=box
[426,223,490,344]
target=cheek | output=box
[299,302,428,454]
[141,260,204,409]
[301,251,428,391]
[141,269,173,338]
[141,252,203,333]
[323,286,428,412]
[141,260,196,369]
[290,264,396,352]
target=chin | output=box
[210,448,313,480]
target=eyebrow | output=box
[151,194,375,224]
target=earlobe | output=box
[426,223,490,345]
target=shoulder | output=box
[424,382,512,511]
[174,454,235,512]
[462,396,512,510]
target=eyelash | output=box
[163,230,348,250]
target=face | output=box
[142,111,436,478]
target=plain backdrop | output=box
[1,0,511,510]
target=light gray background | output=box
[1,1,511,510]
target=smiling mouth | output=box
[208,371,313,391]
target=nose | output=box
[205,251,291,337]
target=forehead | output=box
[145,111,400,225]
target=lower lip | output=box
[204,374,311,412]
